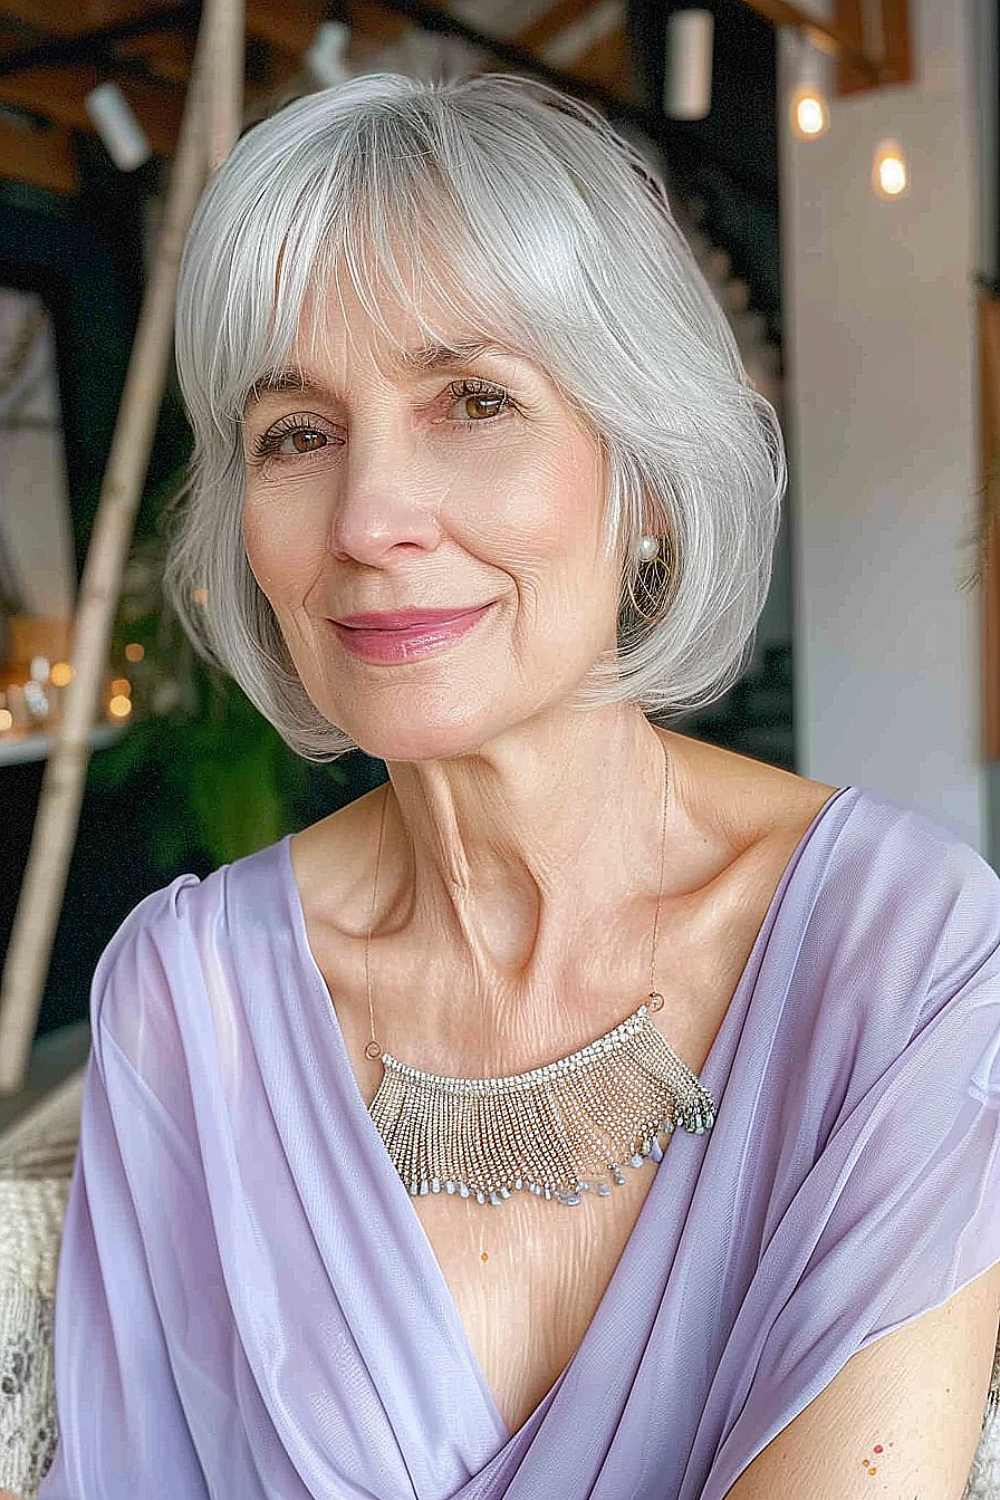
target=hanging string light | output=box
[785,22,910,201]
[84,82,152,171]
[872,137,909,198]
[789,30,830,141]
[664,9,715,121]
[304,21,352,88]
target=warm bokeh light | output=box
[111,677,132,697]
[0,709,12,732]
[873,139,908,198]
[791,86,829,140]
[50,661,74,686]
[109,694,132,719]
[125,641,145,662]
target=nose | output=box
[326,421,443,566]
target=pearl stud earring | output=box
[637,534,660,562]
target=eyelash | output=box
[248,378,514,464]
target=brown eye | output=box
[460,394,505,421]
[447,378,511,425]
[288,429,327,454]
[247,416,336,466]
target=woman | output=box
[39,72,1000,1500]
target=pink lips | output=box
[334,607,487,629]
[329,602,495,664]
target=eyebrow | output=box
[248,339,515,406]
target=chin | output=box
[333,701,501,765]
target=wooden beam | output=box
[881,0,912,84]
[0,5,197,78]
[245,0,329,55]
[833,0,866,93]
[116,29,196,86]
[835,0,912,92]
[0,0,184,37]
[206,0,243,172]
[0,108,77,191]
[514,0,606,52]
[0,62,182,156]
[732,0,884,84]
[544,16,632,101]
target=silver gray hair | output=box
[165,70,785,762]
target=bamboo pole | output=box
[0,0,244,1095]
[208,0,245,173]
[980,291,1000,761]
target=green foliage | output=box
[87,522,346,874]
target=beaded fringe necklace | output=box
[365,738,717,1207]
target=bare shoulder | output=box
[660,729,842,863]
[288,783,388,935]
[721,1258,1000,1499]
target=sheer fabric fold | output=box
[37,786,1000,1500]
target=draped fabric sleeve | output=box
[37,880,214,1500]
[700,830,1000,1500]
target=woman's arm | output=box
[35,1039,211,1499]
[34,903,213,1500]
[720,1259,1000,1500]
[700,830,1000,1500]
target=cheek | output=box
[241,490,324,602]
[477,433,602,552]
[477,443,618,644]
[502,441,611,585]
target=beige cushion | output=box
[0,1070,83,1500]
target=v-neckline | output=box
[278,783,856,1449]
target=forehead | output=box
[288,256,513,377]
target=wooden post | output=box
[208,0,246,173]
[979,290,1000,761]
[0,0,244,1095]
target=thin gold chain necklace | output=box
[364,736,716,1207]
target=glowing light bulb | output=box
[109,695,132,719]
[873,138,908,197]
[789,33,830,142]
[791,86,829,139]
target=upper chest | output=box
[288,778,838,1435]
[305,922,737,1435]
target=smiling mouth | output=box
[328,601,496,662]
[333,605,494,630]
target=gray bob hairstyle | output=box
[165,69,786,762]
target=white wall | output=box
[781,0,988,850]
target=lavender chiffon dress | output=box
[37,784,1000,1499]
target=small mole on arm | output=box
[480,1251,489,1262]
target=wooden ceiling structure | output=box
[0,0,911,200]
[0,0,638,197]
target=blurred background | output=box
[0,0,994,1112]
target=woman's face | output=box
[241,273,623,761]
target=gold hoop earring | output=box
[624,538,673,623]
